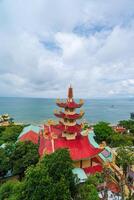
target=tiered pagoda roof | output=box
[56,121,81,134]
[54,111,84,120]
[56,85,84,109]
[56,99,84,109]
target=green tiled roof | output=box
[72,168,87,183]
[88,130,113,162]
[18,125,41,139]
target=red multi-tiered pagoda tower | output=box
[39,86,103,172]
[54,85,84,140]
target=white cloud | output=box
[0,0,134,98]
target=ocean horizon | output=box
[0,97,134,125]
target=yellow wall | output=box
[82,159,91,168]
[73,159,91,168]
[73,161,80,168]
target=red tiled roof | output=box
[107,181,120,193]
[56,122,82,134]
[54,111,84,120]
[39,134,102,160]
[113,126,126,133]
[19,131,39,144]
[57,101,83,108]
[92,157,101,164]
[83,165,103,174]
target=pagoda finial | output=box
[68,85,73,100]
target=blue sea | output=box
[0,97,134,125]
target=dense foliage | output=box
[75,174,103,200]
[10,141,39,179]
[18,155,73,200]
[116,147,134,175]
[119,120,134,133]
[0,180,21,200]
[0,125,24,145]
[0,141,39,179]
[116,147,134,200]
[42,149,76,197]
[0,144,101,200]
[0,149,76,200]
[0,148,10,177]
[108,133,133,147]
[94,121,134,147]
[94,121,114,143]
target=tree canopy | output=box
[119,120,134,136]
[41,149,76,197]
[94,121,134,147]
[108,133,133,147]
[16,149,75,200]
[0,125,24,145]
[74,174,102,200]
[0,147,10,177]
[0,180,21,200]
[94,121,114,143]
[116,146,134,175]
[10,141,39,179]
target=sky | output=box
[0,0,134,98]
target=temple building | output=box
[38,86,114,174]
[18,125,41,144]
[19,86,131,193]
[0,114,14,126]
[18,86,114,174]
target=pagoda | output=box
[54,85,84,140]
[39,86,104,172]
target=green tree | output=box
[0,143,15,178]
[119,120,134,130]
[117,147,134,176]
[17,149,74,200]
[0,180,21,200]
[74,174,103,200]
[108,133,133,147]
[94,121,114,143]
[18,165,54,200]
[85,173,104,186]
[81,184,99,200]
[53,177,71,200]
[10,141,39,179]
[0,147,10,177]
[76,183,99,200]
[42,149,76,197]
[116,147,134,199]
[0,127,6,145]
[0,125,24,145]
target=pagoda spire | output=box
[68,85,73,101]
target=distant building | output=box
[18,125,41,144]
[0,114,14,126]
[130,112,134,120]
[112,125,126,134]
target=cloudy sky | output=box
[0,0,134,98]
